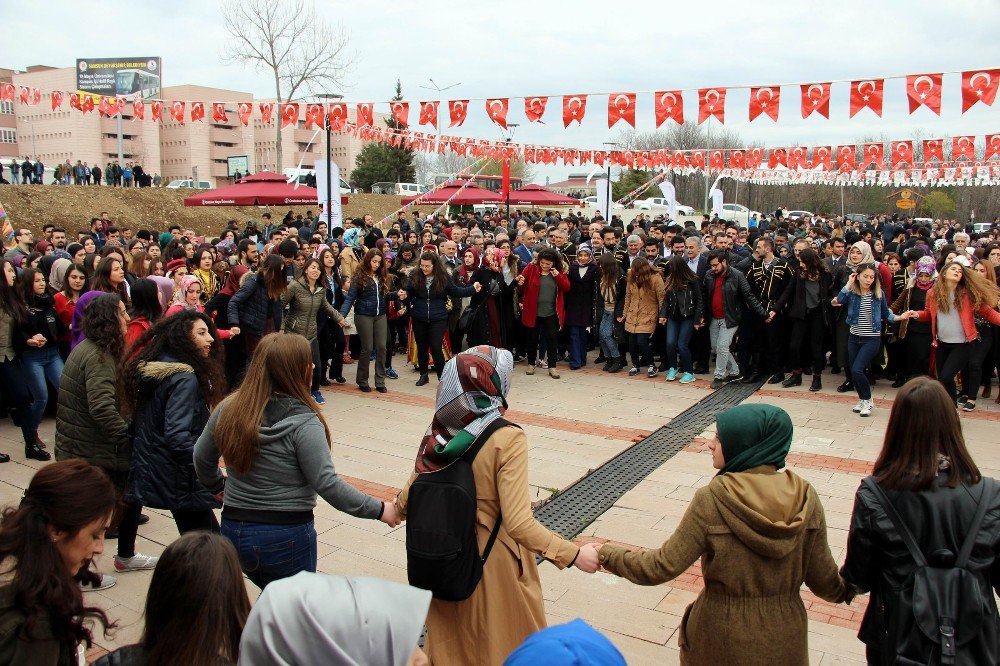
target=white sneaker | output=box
[114,553,159,572]
[852,400,864,413]
[859,400,874,417]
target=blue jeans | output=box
[598,311,620,359]
[665,318,695,373]
[567,325,588,368]
[847,334,882,400]
[21,347,63,441]
[221,519,317,589]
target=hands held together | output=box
[380,501,401,528]
[574,542,601,573]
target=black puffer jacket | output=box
[841,473,1000,663]
[126,356,219,511]
[227,272,283,336]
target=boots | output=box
[809,375,822,392]
[782,372,803,388]
[25,443,50,461]
[595,352,607,364]
[602,359,614,372]
[415,373,429,387]
[608,358,625,373]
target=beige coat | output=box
[339,249,362,280]
[622,274,666,334]
[396,425,579,666]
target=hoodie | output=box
[710,468,811,559]
[194,394,382,524]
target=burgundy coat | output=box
[518,262,569,328]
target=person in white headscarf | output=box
[238,572,431,666]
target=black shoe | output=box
[891,377,906,388]
[836,380,853,393]
[359,386,372,393]
[595,353,607,364]
[782,373,803,388]
[320,378,332,387]
[0,453,9,463]
[767,372,785,384]
[608,359,624,373]
[416,374,429,386]
[725,373,744,383]
[742,372,762,384]
[831,365,841,374]
[602,360,613,372]
[693,364,709,375]
[809,376,822,392]
[335,376,347,384]
[711,378,726,389]
[138,514,150,525]
[25,444,50,461]
[376,386,388,394]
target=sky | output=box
[4,0,999,184]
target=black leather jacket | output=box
[840,474,1000,659]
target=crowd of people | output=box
[0,204,999,664]
[3,158,158,187]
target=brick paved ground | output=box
[1,360,998,664]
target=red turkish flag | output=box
[151,100,163,122]
[524,96,548,123]
[486,98,508,129]
[812,146,832,170]
[280,103,300,127]
[51,90,63,111]
[608,93,636,128]
[749,86,780,122]
[170,101,185,124]
[800,83,831,119]
[654,91,683,126]
[236,102,252,126]
[849,79,884,118]
[953,136,976,161]
[132,99,145,121]
[18,87,29,105]
[81,95,94,115]
[985,134,1000,161]
[768,148,788,168]
[212,103,228,123]
[697,88,726,124]
[0,83,13,102]
[324,103,346,130]
[730,150,746,169]
[747,147,764,169]
[671,151,689,168]
[390,102,409,127]
[891,141,914,167]
[30,88,41,106]
[115,97,126,116]
[191,102,205,122]
[923,139,944,162]
[259,101,275,124]
[447,100,468,127]
[708,149,725,171]
[69,93,81,111]
[562,95,587,127]
[788,147,808,169]
[99,96,116,117]
[837,145,856,171]
[304,103,324,129]
[961,69,1000,112]
[417,101,438,128]
[862,143,884,169]
[689,150,706,170]
[906,73,943,114]
[356,103,373,127]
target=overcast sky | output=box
[5,0,999,184]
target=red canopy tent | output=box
[401,180,503,206]
[503,184,579,207]
[183,171,346,207]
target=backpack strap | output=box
[863,476,928,568]
[956,478,993,568]
[463,417,521,565]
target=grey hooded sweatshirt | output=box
[194,394,382,523]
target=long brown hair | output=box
[664,255,697,292]
[934,260,1000,313]
[353,248,387,293]
[142,532,250,666]
[627,255,655,290]
[258,254,288,300]
[873,376,981,491]
[598,252,621,294]
[213,332,331,474]
[0,460,116,648]
[92,257,130,304]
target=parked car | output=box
[636,197,696,216]
[165,179,213,190]
[845,213,868,224]
[719,203,761,226]
[582,195,625,210]
[786,210,814,221]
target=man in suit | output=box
[619,234,644,272]
[685,234,711,373]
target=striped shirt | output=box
[850,293,880,336]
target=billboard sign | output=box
[227,155,249,177]
[76,57,162,100]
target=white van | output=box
[166,179,213,190]
[395,182,428,196]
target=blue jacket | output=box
[836,287,897,333]
[514,244,533,266]
[340,277,390,317]
[403,276,475,322]
[227,272,283,336]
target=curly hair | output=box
[119,310,226,417]
[83,293,126,366]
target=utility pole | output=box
[317,93,344,226]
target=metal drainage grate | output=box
[533,379,764,540]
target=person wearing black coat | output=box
[227,255,285,358]
[565,248,598,369]
[782,249,833,391]
[657,255,703,383]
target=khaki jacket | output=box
[622,274,666,334]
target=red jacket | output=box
[518,262,570,328]
[53,292,76,343]
[914,287,1000,344]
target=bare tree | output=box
[221,0,353,170]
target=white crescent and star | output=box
[704,89,720,108]
[613,94,631,110]
[489,100,505,116]
[970,72,992,95]
[913,75,935,99]
[659,92,677,109]
[755,87,774,103]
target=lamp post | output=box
[317,93,344,226]
[504,123,519,224]
[603,141,619,224]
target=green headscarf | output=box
[158,231,174,250]
[715,404,793,474]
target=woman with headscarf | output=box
[339,227,365,280]
[394,347,591,665]
[582,404,849,666]
[890,255,936,385]
[166,274,239,339]
[238,573,430,666]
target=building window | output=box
[0,100,14,115]
[0,129,16,144]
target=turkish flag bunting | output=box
[749,86,780,122]
[952,136,976,161]
[800,83,831,119]
[486,98,508,129]
[862,143,884,169]
[812,146,832,170]
[608,93,636,128]
[132,100,145,121]
[689,150,706,169]
[18,87,29,105]
[730,150,745,169]
[418,101,438,128]
[51,90,63,111]
[390,102,409,127]
[212,103,228,123]
[849,80,884,118]
[671,150,689,168]
[654,91,684,126]
[837,145,856,171]
[280,103,299,128]
[191,102,206,122]
[891,141,914,167]
[259,102,275,124]
[447,100,468,127]
[170,101,185,124]
[768,148,787,168]
[593,151,606,167]
[304,103,324,129]
[524,96,548,123]
[69,93,81,111]
[985,134,1000,161]
[151,100,163,122]
[0,83,13,102]
[327,103,347,130]
[30,88,41,105]
[923,139,944,162]
[697,88,726,124]
[81,95,94,115]
[99,96,116,117]
[562,95,587,127]
[788,147,808,169]
[747,147,764,169]
[356,103,373,127]
[961,69,999,112]
[906,73,943,114]
[236,102,252,126]
[115,97,126,116]
[708,149,725,171]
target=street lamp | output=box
[317,93,344,226]
[603,141,619,222]
[504,123,519,223]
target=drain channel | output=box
[533,380,764,539]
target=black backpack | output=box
[864,477,996,665]
[406,418,517,601]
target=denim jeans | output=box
[567,325,588,369]
[665,318,695,373]
[221,519,317,590]
[21,347,63,440]
[709,319,739,379]
[847,334,882,400]
[598,311,620,359]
